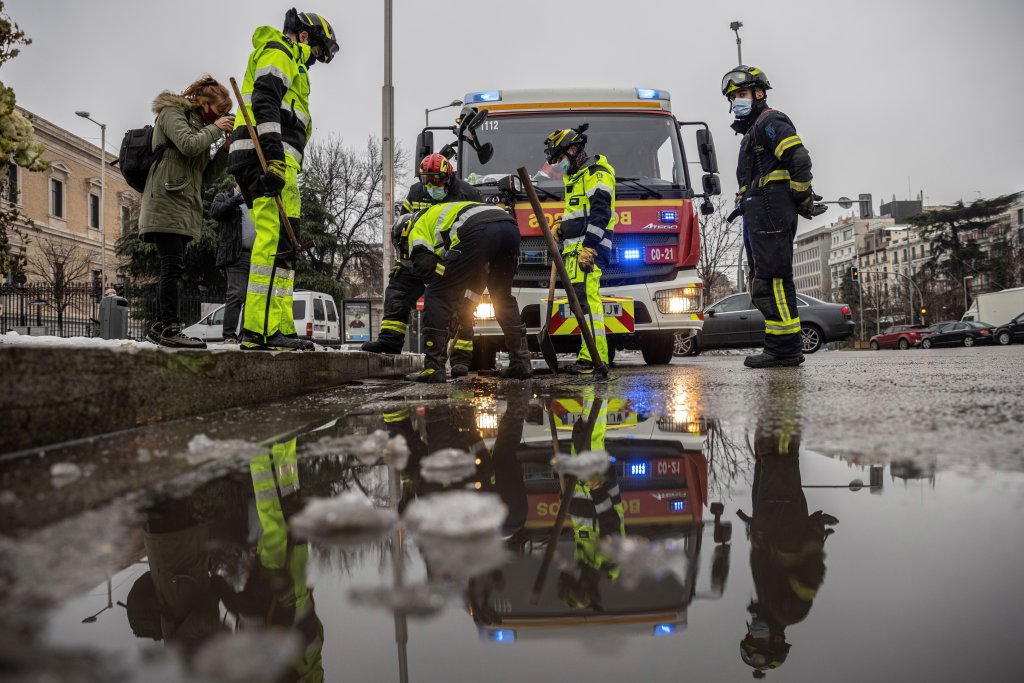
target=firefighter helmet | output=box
[740,633,790,676]
[285,8,340,63]
[544,124,589,164]
[419,153,454,186]
[721,65,772,98]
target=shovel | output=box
[537,263,559,373]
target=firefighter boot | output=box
[361,330,405,354]
[449,337,473,378]
[499,325,533,379]
[743,352,805,368]
[406,328,448,383]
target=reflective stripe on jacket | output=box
[406,201,510,258]
[560,154,616,263]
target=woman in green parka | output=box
[138,75,234,348]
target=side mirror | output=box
[706,309,716,317]
[457,105,476,133]
[415,131,433,165]
[476,141,494,165]
[496,174,522,193]
[696,128,719,174]
[469,108,489,131]
[702,173,721,197]
[700,199,715,216]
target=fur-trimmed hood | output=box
[151,91,194,115]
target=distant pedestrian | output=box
[210,186,254,343]
[138,75,234,348]
[721,65,826,368]
[103,288,117,297]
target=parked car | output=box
[182,290,341,346]
[993,311,1024,345]
[919,320,995,348]
[674,292,855,356]
[869,325,929,350]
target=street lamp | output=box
[75,111,106,286]
[729,21,743,64]
[425,99,462,128]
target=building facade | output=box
[793,224,831,300]
[2,106,137,287]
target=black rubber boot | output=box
[240,330,314,351]
[406,328,448,383]
[499,325,533,379]
[362,331,405,354]
[148,322,207,349]
[565,360,595,375]
[449,338,473,378]
[743,352,805,368]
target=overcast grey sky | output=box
[4,0,1023,231]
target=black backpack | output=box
[114,126,169,193]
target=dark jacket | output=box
[210,190,247,267]
[138,92,229,243]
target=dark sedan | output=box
[994,311,1024,345]
[919,320,996,348]
[675,292,855,356]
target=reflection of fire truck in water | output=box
[416,88,723,367]
[468,395,730,643]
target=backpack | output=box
[114,126,169,193]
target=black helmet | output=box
[544,124,588,164]
[721,65,772,98]
[285,8,340,63]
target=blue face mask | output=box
[557,157,571,174]
[425,184,447,200]
[731,97,753,118]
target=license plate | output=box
[558,302,622,317]
[651,458,682,477]
[645,245,677,264]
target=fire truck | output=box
[415,87,722,368]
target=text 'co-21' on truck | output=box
[416,87,723,368]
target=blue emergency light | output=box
[488,629,516,643]
[671,500,687,512]
[636,88,670,100]
[654,623,677,636]
[466,90,501,103]
[622,248,642,262]
[630,462,648,477]
[659,210,678,223]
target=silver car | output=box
[675,292,855,355]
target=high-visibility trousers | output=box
[563,244,608,365]
[751,275,802,357]
[243,156,300,339]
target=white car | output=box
[183,290,341,346]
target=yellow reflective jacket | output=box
[560,155,616,264]
[405,201,510,259]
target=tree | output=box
[300,135,407,299]
[29,239,90,336]
[697,195,742,304]
[0,0,47,280]
[908,194,1019,315]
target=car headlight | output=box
[654,287,701,315]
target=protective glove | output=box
[797,192,828,220]
[726,205,743,224]
[411,251,439,281]
[577,246,597,272]
[550,217,562,241]
[254,159,287,198]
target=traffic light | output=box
[849,266,860,282]
[919,307,927,316]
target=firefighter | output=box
[230,9,339,351]
[362,153,482,377]
[737,378,837,678]
[722,65,826,368]
[403,201,532,382]
[543,125,616,374]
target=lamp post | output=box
[75,111,106,286]
[729,21,743,64]
[382,0,395,319]
[424,100,462,128]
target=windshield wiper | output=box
[616,176,663,199]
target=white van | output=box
[183,290,341,347]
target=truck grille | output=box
[516,234,681,287]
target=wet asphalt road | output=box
[1,345,1022,682]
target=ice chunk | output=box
[349,583,449,617]
[553,450,611,479]
[304,430,410,469]
[601,536,685,590]
[291,491,397,543]
[404,491,507,539]
[420,448,476,484]
[50,462,83,488]
[191,629,302,683]
[183,434,263,465]
[416,533,508,584]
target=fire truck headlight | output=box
[655,287,700,314]
[475,302,495,320]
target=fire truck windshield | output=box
[463,113,687,190]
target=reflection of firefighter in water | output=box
[737,384,837,678]
[217,438,325,683]
[558,389,626,610]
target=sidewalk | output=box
[0,333,421,453]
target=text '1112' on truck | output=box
[416,87,723,368]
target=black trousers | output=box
[422,219,523,333]
[152,233,187,325]
[223,257,250,339]
[380,264,476,343]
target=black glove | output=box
[411,251,438,281]
[251,159,287,198]
[726,206,743,224]
[797,192,827,220]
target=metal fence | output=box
[0,283,225,339]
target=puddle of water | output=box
[2,378,1023,682]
